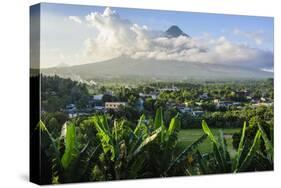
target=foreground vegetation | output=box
[177,128,239,157]
[38,108,273,184]
[37,75,273,184]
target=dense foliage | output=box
[41,75,90,112]
[181,105,273,128]
[39,109,273,184]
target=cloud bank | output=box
[82,7,273,69]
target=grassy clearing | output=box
[177,128,241,158]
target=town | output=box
[63,84,273,119]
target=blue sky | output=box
[41,3,273,51]
[34,3,274,69]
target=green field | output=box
[177,128,241,158]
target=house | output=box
[250,99,259,104]
[93,94,104,101]
[90,94,104,107]
[216,101,233,109]
[252,102,273,107]
[195,102,203,106]
[66,104,76,112]
[139,92,158,100]
[159,85,179,92]
[260,97,266,102]
[199,93,209,100]
[233,102,241,106]
[213,99,220,104]
[65,104,77,118]
[105,102,127,110]
[137,98,144,111]
[68,113,78,118]
[236,90,250,97]
[178,106,193,113]
[192,111,204,116]
[246,96,252,100]
[93,106,105,112]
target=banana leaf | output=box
[233,122,246,170]
[61,122,78,169]
[236,130,261,172]
[258,123,273,162]
[165,134,207,173]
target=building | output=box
[199,93,209,100]
[213,99,220,104]
[252,102,273,107]
[66,104,76,112]
[215,100,233,109]
[93,106,105,112]
[192,111,204,116]
[90,94,104,107]
[159,85,179,92]
[93,94,104,101]
[178,106,193,113]
[105,102,127,110]
[139,92,158,100]
[137,98,144,111]
[236,90,250,97]
[65,104,77,118]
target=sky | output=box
[32,3,274,71]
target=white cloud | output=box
[68,16,82,24]
[233,28,264,45]
[261,67,274,73]
[84,7,151,61]
[75,7,273,69]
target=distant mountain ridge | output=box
[56,63,69,68]
[42,56,272,81]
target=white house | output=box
[105,102,127,110]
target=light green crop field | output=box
[177,128,241,158]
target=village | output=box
[64,85,273,118]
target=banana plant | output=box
[165,134,207,175]
[198,120,262,174]
[90,108,207,178]
[90,114,163,180]
[39,110,271,183]
[254,123,274,170]
[39,120,100,183]
[145,108,207,177]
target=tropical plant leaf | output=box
[134,115,148,138]
[154,107,163,129]
[236,130,261,172]
[61,122,78,169]
[202,120,217,145]
[92,115,115,160]
[132,126,162,158]
[101,115,110,132]
[167,113,180,136]
[68,142,100,182]
[202,121,227,172]
[258,123,273,161]
[233,122,246,170]
[165,134,207,173]
[218,130,231,171]
[196,150,208,174]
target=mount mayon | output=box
[162,25,190,38]
[42,26,273,81]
